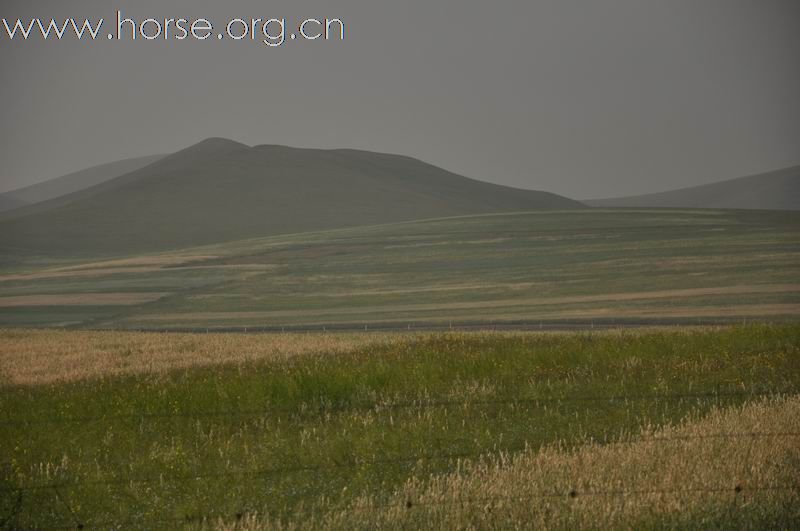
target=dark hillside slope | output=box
[586,165,800,210]
[0,138,583,256]
[0,154,165,209]
[0,195,27,213]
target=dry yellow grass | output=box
[215,395,800,530]
[0,328,415,385]
[125,304,800,328]
[0,266,165,282]
[189,281,551,301]
[0,255,275,283]
[0,254,220,281]
[0,292,168,307]
[46,253,219,271]
[130,284,800,322]
[0,327,695,386]
[529,303,800,319]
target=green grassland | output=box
[1,325,799,528]
[0,209,798,329]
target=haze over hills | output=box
[0,195,27,213]
[586,165,800,210]
[0,155,165,213]
[0,138,583,257]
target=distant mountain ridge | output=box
[0,138,583,256]
[0,155,165,212]
[586,165,800,210]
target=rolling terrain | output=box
[0,138,582,257]
[0,209,797,329]
[0,154,164,212]
[1,150,798,529]
[2,325,798,528]
[586,165,800,210]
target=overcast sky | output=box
[1,0,798,198]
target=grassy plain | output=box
[0,209,798,329]
[1,325,799,528]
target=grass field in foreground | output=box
[1,325,799,528]
[0,209,798,328]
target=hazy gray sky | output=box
[1,0,798,198]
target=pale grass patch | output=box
[214,395,800,530]
[0,328,678,386]
[383,237,511,249]
[0,292,168,307]
[124,304,800,329]
[128,284,800,322]
[0,329,416,385]
[47,254,219,271]
[0,266,164,282]
[446,380,497,401]
[306,281,551,299]
[0,254,220,282]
